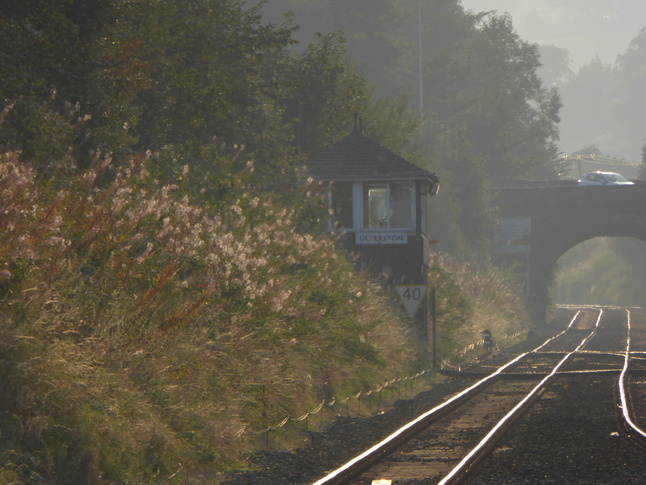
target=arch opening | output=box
[552,237,646,307]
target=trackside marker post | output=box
[395,285,437,368]
[430,287,436,369]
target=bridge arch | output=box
[554,237,646,306]
[494,183,646,324]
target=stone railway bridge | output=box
[493,181,646,324]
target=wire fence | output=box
[247,330,526,450]
[249,369,434,450]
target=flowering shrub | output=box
[2,151,350,331]
[0,151,420,482]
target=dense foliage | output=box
[554,237,646,307]
[0,0,369,193]
[2,0,563,257]
[551,27,646,163]
[0,151,428,482]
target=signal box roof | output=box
[306,127,438,184]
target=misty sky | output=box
[460,0,646,69]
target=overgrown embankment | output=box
[0,152,530,484]
[0,152,424,484]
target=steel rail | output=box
[310,311,584,485]
[437,309,603,484]
[617,309,646,447]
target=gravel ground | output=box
[467,374,646,484]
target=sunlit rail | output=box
[618,310,646,443]
[311,308,646,484]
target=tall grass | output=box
[1,151,423,483]
[428,253,529,364]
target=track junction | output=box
[312,307,646,484]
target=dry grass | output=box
[0,152,530,483]
[0,152,429,484]
[428,253,530,365]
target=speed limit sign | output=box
[395,285,426,316]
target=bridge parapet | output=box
[494,185,646,218]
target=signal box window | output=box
[363,182,414,230]
[331,182,353,229]
[363,184,388,228]
[389,182,413,228]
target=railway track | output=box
[311,308,646,484]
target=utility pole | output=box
[418,0,423,113]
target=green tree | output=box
[614,28,646,156]
[260,0,407,98]
[282,32,368,154]
[557,58,615,158]
[0,0,109,168]
[537,45,574,86]
[639,138,646,179]
[452,13,561,178]
[102,1,297,185]
[416,10,561,256]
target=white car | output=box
[577,171,634,186]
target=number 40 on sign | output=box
[395,285,426,316]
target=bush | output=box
[0,151,423,482]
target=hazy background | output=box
[262,0,646,166]
[460,0,646,70]
[260,0,646,305]
[461,0,646,166]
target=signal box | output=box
[306,126,439,284]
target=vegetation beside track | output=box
[0,152,530,483]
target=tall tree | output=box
[104,1,298,180]
[537,45,574,86]
[0,0,109,168]
[450,13,561,178]
[282,32,368,154]
[557,58,615,157]
[614,28,646,157]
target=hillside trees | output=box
[260,0,407,98]
[416,9,561,255]
[1,0,292,186]
[0,0,379,198]
[453,14,561,178]
[536,45,574,86]
[2,0,563,259]
[555,28,646,161]
[614,28,646,156]
[557,58,615,157]
[262,1,562,179]
[110,0,298,184]
[282,31,368,154]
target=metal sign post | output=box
[429,288,436,368]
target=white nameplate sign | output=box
[356,232,408,245]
